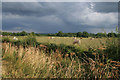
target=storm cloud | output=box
[2,2,118,33]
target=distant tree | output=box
[31,32,35,36]
[2,32,7,36]
[16,32,21,36]
[82,31,89,38]
[89,33,96,38]
[48,34,51,36]
[56,31,64,37]
[20,31,27,36]
[107,32,117,37]
[96,33,106,38]
[63,33,68,37]
[67,33,72,37]
[77,32,82,37]
[13,32,16,36]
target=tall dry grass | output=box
[2,43,84,78]
[2,42,120,78]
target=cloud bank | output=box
[2,2,118,33]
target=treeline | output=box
[2,31,47,36]
[2,31,120,38]
[48,31,119,38]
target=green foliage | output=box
[46,43,58,53]
[23,35,37,47]
[96,33,106,38]
[30,32,35,36]
[2,35,37,47]
[2,37,10,43]
[19,31,28,36]
[105,38,120,61]
[77,32,82,37]
[2,31,28,36]
[107,32,117,37]
[56,31,64,37]
[2,29,119,38]
[82,31,89,38]
[11,40,20,46]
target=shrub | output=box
[11,40,22,47]
[105,38,120,61]
[23,35,37,47]
[2,37,10,43]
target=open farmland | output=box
[3,36,108,50]
[36,36,108,50]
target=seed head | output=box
[65,54,69,57]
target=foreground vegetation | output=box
[2,35,120,78]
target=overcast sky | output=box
[2,2,118,33]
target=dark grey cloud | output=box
[93,2,118,13]
[3,2,118,16]
[2,2,118,33]
[2,2,58,17]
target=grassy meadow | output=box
[1,35,120,78]
[3,36,108,50]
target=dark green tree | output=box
[77,32,82,37]
[56,31,64,37]
[20,31,27,36]
[96,33,106,38]
[107,32,117,37]
[82,31,89,38]
[31,32,35,36]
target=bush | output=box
[23,35,37,47]
[105,44,120,61]
[11,40,22,47]
[2,37,10,43]
[105,38,120,61]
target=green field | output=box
[3,36,108,50]
[36,36,107,50]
